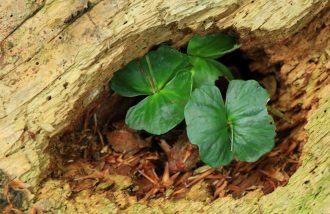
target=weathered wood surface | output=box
[0,0,329,212]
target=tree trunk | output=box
[0,0,329,213]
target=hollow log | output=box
[0,0,329,213]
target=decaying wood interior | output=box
[0,0,329,213]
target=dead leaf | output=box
[106,130,150,155]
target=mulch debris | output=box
[50,109,305,201]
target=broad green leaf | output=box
[111,45,189,97]
[184,80,275,167]
[190,56,233,88]
[126,71,192,135]
[225,80,275,162]
[184,86,233,167]
[187,33,240,59]
[110,60,153,97]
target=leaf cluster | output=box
[111,33,275,167]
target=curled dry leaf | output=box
[168,134,199,173]
[106,130,150,155]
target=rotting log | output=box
[0,0,329,213]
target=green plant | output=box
[188,33,238,88]
[184,81,275,167]
[111,45,192,134]
[111,33,275,167]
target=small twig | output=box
[214,180,228,198]
[174,172,192,186]
[121,155,140,166]
[205,174,226,180]
[193,165,211,174]
[141,187,159,202]
[93,113,98,134]
[187,168,215,187]
[138,170,158,185]
[171,187,188,198]
[158,139,171,155]
[162,162,170,185]
[182,146,193,163]
[97,131,105,147]
[83,110,91,130]
[74,172,104,181]
[143,153,159,160]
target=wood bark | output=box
[0,0,329,213]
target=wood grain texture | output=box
[0,0,329,212]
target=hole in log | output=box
[45,41,309,203]
[63,82,69,89]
